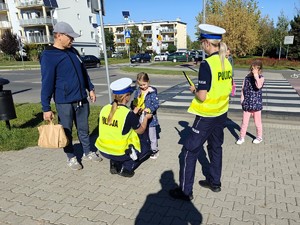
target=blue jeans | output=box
[179,113,227,195]
[56,100,90,159]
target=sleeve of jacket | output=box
[147,88,159,113]
[40,54,56,112]
[81,64,94,91]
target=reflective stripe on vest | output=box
[95,104,141,156]
[188,55,232,117]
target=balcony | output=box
[19,17,55,27]
[0,21,12,29]
[25,35,53,44]
[115,39,125,43]
[161,29,176,33]
[15,0,45,8]
[142,30,152,34]
[0,3,8,11]
[146,38,152,42]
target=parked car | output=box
[130,53,151,63]
[189,50,207,61]
[154,52,169,61]
[167,52,192,62]
[80,55,101,68]
[112,52,123,58]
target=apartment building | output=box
[104,19,187,53]
[0,0,99,56]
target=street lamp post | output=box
[122,11,131,65]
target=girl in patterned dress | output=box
[236,59,265,145]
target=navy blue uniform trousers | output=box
[180,112,227,196]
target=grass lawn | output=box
[0,103,101,151]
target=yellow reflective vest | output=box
[188,54,232,117]
[95,104,141,156]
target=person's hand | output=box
[89,90,96,103]
[252,67,259,77]
[133,107,142,115]
[189,85,196,94]
[43,111,54,121]
[145,113,153,120]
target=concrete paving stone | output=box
[221,208,243,220]
[11,185,40,196]
[46,186,71,196]
[54,213,84,225]
[113,215,138,225]
[59,195,84,206]
[206,191,227,201]
[276,195,297,205]
[237,189,256,199]
[111,205,137,219]
[266,176,284,184]
[245,197,265,207]
[76,198,101,210]
[0,210,11,221]
[287,203,300,213]
[1,212,29,225]
[274,182,295,192]
[266,202,287,211]
[266,187,285,197]
[246,184,265,194]
[39,201,65,213]
[17,217,48,225]
[255,191,265,201]
[58,204,84,216]
[73,207,100,220]
[92,210,120,224]
[94,202,118,214]
[30,190,53,200]
[229,183,247,191]
[194,196,214,207]
[44,193,67,203]
[254,205,277,218]
[248,174,265,182]
[78,183,101,193]
[266,216,289,225]
[213,199,234,210]
[75,217,106,225]
[233,202,254,214]
[243,211,266,224]
[0,181,17,192]
[61,188,83,198]
[276,209,300,221]
[225,194,245,204]
[285,189,300,198]
[206,214,231,225]
[7,193,32,205]
[201,205,222,217]
[290,220,300,225]
[230,218,254,225]
[0,198,20,211]
[256,180,275,188]
[38,210,64,223]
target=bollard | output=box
[0,78,17,129]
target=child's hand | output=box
[144,108,151,113]
[133,107,142,115]
[145,113,153,120]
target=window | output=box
[89,16,93,24]
[77,14,80,20]
[91,31,95,39]
[80,30,83,36]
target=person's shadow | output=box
[226,117,256,141]
[135,170,202,225]
[175,121,210,179]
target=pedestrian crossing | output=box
[159,78,300,114]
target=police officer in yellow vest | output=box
[95,78,153,177]
[169,24,232,201]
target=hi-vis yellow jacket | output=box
[188,54,232,117]
[95,104,141,156]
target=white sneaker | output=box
[253,137,263,144]
[82,151,103,162]
[67,157,83,170]
[150,151,159,159]
[236,138,245,145]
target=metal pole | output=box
[202,0,206,60]
[98,0,112,103]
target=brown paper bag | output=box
[38,120,69,148]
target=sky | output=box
[102,0,299,41]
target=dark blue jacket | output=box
[40,46,94,112]
[133,86,159,127]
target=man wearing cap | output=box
[40,21,102,170]
[169,24,232,200]
[95,78,153,177]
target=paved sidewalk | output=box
[0,112,300,225]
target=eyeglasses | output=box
[61,33,74,40]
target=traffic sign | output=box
[138,43,142,47]
[125,30,131,38]
[125,38,130,44]
[284,36,294,45]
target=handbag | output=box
[38,120,69,148]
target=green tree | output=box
[289,14,300,60]
[196,0,261,57]
[0,30,19,60]
[167,44,177,53]
[104,29,115,53]
[257,16,276,57]
[274,11,290,58]
[129,25,143,53]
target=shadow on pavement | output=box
[135,170,203,225]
